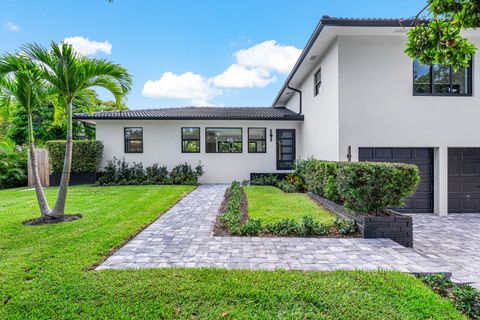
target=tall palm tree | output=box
[24,42,132,218]
[0,55,53,216]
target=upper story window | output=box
[413,59,472,96]
[181,127,200,153]
[248,128,266,153]
[314,67,321,96]
[206,128,242,153]
[124,127,143,153]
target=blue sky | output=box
[1,0,424,109]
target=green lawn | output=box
[0,185,465,319]
[244,185,337,225]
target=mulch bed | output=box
[213,188,248,236]
[23,214,82,226]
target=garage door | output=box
[359,148,434,213]
[448,148,480,213]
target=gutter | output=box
[286,84,302,115]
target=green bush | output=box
[333,218,356,234]
[298,216,330,236]
[240,219,263,236]
[220,181,243,234]
[276,179,296,193]
[0,140,27,189]
[337,162,419,213]
[302,160,420,213]
[302,160,340,201]
[170,163,204,185]
[250,174,279,186]
[46,140,103,173]
[96,158,202,186]
[265,219,300,236]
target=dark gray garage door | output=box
[359,148,434,213]
[448,148,480,213]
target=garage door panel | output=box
[359,147,433,213]
[448,148,480,213]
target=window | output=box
[181,127,200,153]
[314,67,321,96]
[413,59,472,96]
[248,128,266,153]
[206,128,242,153]
[124,127,143,153]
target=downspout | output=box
[286,84,302,115]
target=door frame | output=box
[276,129,296,170]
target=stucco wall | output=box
[337,35,480,159]
[285,39,340,161]
[95,119,301,183]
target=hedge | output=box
[302,160,420,213]
[46,140,103,173]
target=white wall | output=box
[336,35,480,214]
[285,39,340,161]
[96,120,301,183]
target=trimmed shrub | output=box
[96,158,203,186]
[47,140,103,173]
[302,160,420,214]
[333,218,356,234]
[276,179,296,193]
[250,174,279,186]
[170,163,204,185]
[265,219,300,236]
[298,216,330,236]
[337,162,419,213]
[303,160,340,201]
[240,219,263,236]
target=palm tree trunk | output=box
[27,114,51,216]
[50,100,73,218]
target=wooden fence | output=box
[27,149,50,187]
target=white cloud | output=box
[4,21,20,32]
[63,36,112,56]
[235,40,301,74]
[142,71,221,105]
[142,40,301,104]
[212,64,276,88]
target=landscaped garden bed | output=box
[213,182,357,237]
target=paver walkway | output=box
[98,185,448,275]
[411,214,480,287]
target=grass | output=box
[0,185,466,319]
[244,185,336,225]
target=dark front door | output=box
[448,148,480,213]
[276,129,296,170]
[359,147,434,213]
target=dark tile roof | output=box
[320,16,425,27]
[73,106,304,121]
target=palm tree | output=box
[24,42,132,218]
[0,55,53,216]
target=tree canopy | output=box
[406,0,480,68]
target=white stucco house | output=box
[74,16,480,216]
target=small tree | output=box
[24,42,132,218]
[0,55,53,216]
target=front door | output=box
[276,129,296,170]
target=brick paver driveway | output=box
[98,185,452,276]
[411,214,480,287]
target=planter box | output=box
[308,192,413,247]
[49,172,97,186]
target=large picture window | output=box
[248,128,266,153]
[413,59,472,96]
[206,128,242,153]
[124,127,143,153]
[181,127,200,153]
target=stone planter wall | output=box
[308,192,413,247]
[49,172,97,186]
